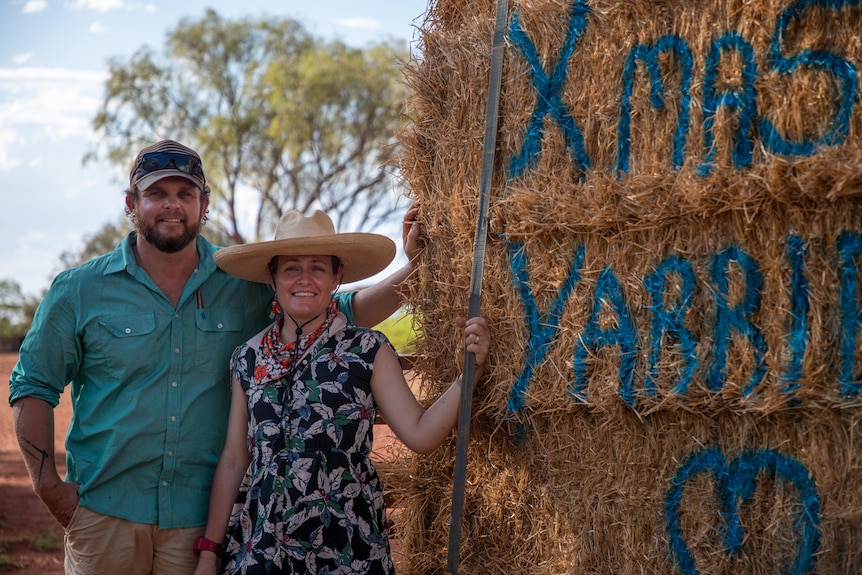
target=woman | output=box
[192,210,490,575]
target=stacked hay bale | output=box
[392,0,862,573]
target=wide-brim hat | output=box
[214,209,396,284]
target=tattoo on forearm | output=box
[21,437,48,481]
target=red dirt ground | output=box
[0,353,405,573]
[0,353,66,573]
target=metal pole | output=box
[445,0,508,573]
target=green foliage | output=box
[0,530,11,566]
[0,279,38,338]
[88,9,411,246]
[55,216,232,273]
[56,218,130,270]
[31,527,62,552]
[375,308,420,355]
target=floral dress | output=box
[221,314,396,575]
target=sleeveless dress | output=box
[221,318,396,575]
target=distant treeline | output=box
[0,337,24,353]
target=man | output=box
[9,139,420,574]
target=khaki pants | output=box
[64,506,204,575]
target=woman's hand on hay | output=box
[402,202,423,267]
[457,315,490,380]
[370,314,489,454]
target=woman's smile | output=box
[272,254,342,338]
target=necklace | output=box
[283,307,328,365]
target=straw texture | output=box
[388,0,862,573]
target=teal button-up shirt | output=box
[9,232,355,528]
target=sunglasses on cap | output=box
[131,151,206,186]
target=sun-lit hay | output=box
[386,0,862,573]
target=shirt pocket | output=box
[194,308,243,372]
[97,312,157,374]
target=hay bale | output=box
[391,0,862,573]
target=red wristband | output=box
[193,536,223,557]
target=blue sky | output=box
[0,0,429,296]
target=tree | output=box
[55,216,232,271]
[88,9,411,244]
[56,219,130,270]
[0,279,38,339]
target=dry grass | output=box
[385,0,862,573]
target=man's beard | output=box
[137,215,203,253]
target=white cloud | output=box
[0,150,22,171]
[72,0,124,13]
[0,67,106,169]
[22,0,47,13]
[13,53,35,65]
[89,21,107,33]
[70,0,156,13]
[0,67,105,82]
[335,17,380,31]
[0,34,125,298]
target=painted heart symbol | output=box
[665,448,820,575]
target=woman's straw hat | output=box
[214,209,396,284]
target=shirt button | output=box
[217,323,223,329]
[171,416,177,422]
[174,348,180,354]
[125,328,131,334]
[171,381,177,387]
[167,451,173,457]
[162,481,168,487]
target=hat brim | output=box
[136,170,205,191]
[214,233,396,284]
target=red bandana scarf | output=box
[253,299,338,385]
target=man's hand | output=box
[37,479,80,527]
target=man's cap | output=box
[129,140,206,192]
